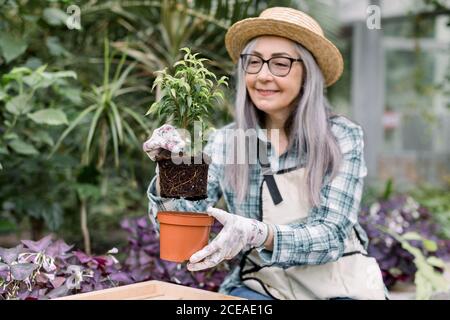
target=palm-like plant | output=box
[50,37,151,169]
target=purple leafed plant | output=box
[0,215,235,300]
[0,235,128,300]
[359,195,450,288]
[119,215,235,292]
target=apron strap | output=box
[258,139,283,205]
[239,250,280,300]
[239,250,263,275]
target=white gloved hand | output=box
[142,124,186,161]
[187,206,269,272]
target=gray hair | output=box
[223,37,342,208]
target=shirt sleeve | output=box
[259,121,368,267]
[146,129,224,231]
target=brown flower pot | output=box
[156,150,211,200]
[157,211,214,263]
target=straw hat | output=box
[225,7,343,86]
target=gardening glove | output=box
[142,124,186,161]
[187,206,269,271]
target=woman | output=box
[143,7,387,300]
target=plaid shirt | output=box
[147,115,370,294]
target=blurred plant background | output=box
[0,0,449,300]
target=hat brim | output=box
[225,18,344,86]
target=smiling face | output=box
[245,36,304,127]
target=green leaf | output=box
[27,109,69,126]
[402,232,423,241]
[107,110,120,167]
[426,256,446,268]
[23,69,76,89]
[423,239,438,252]
[30,130,54,147]
[415,272,433,300]
[109,101,123,142]
[49,104,97,158]
[146,102,159,116]
[122,106,151,135]
[0,34,28,63]
[3,133,19,140]
[382,178,394,200]
[42,204,63,231]
[0,89,6,101]
[85,106,104,161]
[56,87,83,105]
[0,146,9,155]
[76,183,101,201]
[42,8,69,26]
[5,94,30,115]
[8,139,39,155]
[46,36,70,57]
[8,66,32,76]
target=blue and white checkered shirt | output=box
[147,115,370,294]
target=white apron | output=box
[239,142,386,300]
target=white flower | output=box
[107,248,118,254]
[369,202,381,218]
[65,265,93,290]
[42,256,56,273]
[404,196,420,214]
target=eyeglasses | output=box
[240,54,302,77]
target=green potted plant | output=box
[146,47,228,262]
[147,47,228,200]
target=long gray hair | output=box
[223,37,342,208]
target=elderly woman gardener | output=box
[143,7,387,300]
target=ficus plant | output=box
[146,47,228,156]
[145,47,228,200]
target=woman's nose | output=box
[256,62,273,80]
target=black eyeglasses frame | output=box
[240,54,303,77]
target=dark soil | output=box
[156,149,211,200]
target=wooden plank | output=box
[56,280,244,300]
[147,295,182,300]
[123,292,165,300]
[57,280,160,300]
[156,281,243,300]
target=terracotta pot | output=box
[157,211,214,263]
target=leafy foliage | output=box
[0,235,127,300]
[0,65,75,170]
[360,194,450,295]
[0,215,234,300]
[146,47,228,153]
[411,184,450,239]
[379,228,450,300]
[50,38,151,169]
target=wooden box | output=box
[56,280,244,300]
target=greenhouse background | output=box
[0,0,449,300]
